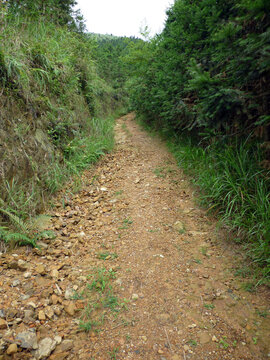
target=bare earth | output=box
[0,113,269,360]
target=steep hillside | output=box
[0,5,126,244]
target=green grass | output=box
[0,14,122,247]
[167,137,270,285]
[97,252,118,260]
[78,267,128,332]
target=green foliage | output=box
[167,136,270,284]
[127,0,270,136]
[0,225,36,247]
[0,9,126,247]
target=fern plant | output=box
[0,225,36,247]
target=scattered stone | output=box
[27,301,37,309]
[23,309,35,323]
[17,259,29,271]
[45,307,54,320]
[6,344,17,355]
[173,221,185,232]
[212,335,218,342]
[36,264,46,275]
[35,337,57,359]
[38,310,46,321]
[37,241,49,249]
[198,332,211,345]
[183,345,190,351]
[53,306,62,316]
[51,294,59,305]
[0,319,7,330]
[64,303,75,316]
[54,336,62,345]
[54,339,73,353]
[16,330,38,349]
[51,269,59,278]
[24,272,32,279]
[65,288,74,300]
[12,279,20,287]
[141,336,147,342]
[172,356,181,360]
[49,353,69,360]
[131,293,139,301]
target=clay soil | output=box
[0,113,269,360]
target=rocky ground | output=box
[0,113,269,360]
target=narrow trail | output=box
[0,114,269,360]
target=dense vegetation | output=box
[127,0,270,284]
[0,0,130,246]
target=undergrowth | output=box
[167,136,270,285]
[0,12,125,247]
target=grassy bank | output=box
[168,136,270,286]
[0,14,126,247]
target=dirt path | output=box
[0,113,269,360]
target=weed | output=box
[200,246,208,256]
[153,167,166,178]
[79,320,99,332]
[97,252,118,260]
[204,303,215,310]
[253,337,258,345]
[119,218,133,229]
[241,282,256,293]
[193,258,202,264]
[79,267,126,333]
[234,266,252,278]
[114,190,123,196]
[255,309,268,318]
[219,337,229,349]
[188,339,197,346]
[108,347,119,360]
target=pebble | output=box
[12,279,21,287]
[65,288,74,300]
[6,343,18,355]
[51,269,59,278]
[132,293,139,301]
[212,335,218,342]
[45,306,54,319]
[183,345,190,351]
[36,264,46,275]
[55,339,74,353]
[64,303,75,316]
[35,337,57,359]
[51,294,59,305]
[173,221,185,232]
[24,272,32,278]
[16,330,38,349]
[0,319,7,329]
[198,332,211,344]
[38,310,46,321]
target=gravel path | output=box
[0,113,269,360]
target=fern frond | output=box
[0,208,30,234]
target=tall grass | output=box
[0,15,120,247]
[167,137,270,285]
